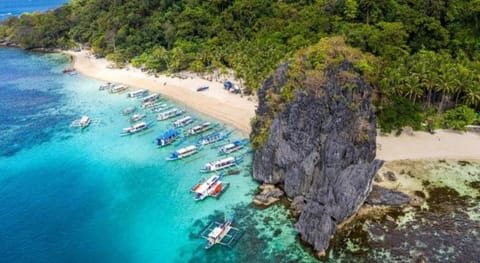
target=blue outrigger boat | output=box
[196,131,233,146]
[156,129,181,147]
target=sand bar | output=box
[64,50,256,134]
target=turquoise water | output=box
[0,48,319,263]
[0,0,69,20]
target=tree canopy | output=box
[1,0,479,131]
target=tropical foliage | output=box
[1,0,480,131]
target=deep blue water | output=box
[0,0,69,20]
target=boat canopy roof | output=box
[210,157,235,165]
[204,132,220,139]
[192,122,210,131]
[177,145,197,154]
[133,122,147,128]
[175,116,191,123]
[161,108,179,115]
[195,175,220,194]
[208,227,223,239]
[142,93,159,101]
[157,129,179,140]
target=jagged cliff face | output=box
[252,50,383,252]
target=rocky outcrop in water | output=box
[365,185,411,206]
[251,39,383,253]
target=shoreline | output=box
[64,50,257,135]
[60,49,480,161]
[376,129,480,161]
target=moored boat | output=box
[121,121,153,136]
[172,115,194,128]
[167,145,198,160]
[99,82,113,91]
[156,129,180,147]
[191,174,220,193]
[79,116,91,128]
[127,89,148,98]
[203,216,236,249]
[121,106,136,115]
[70,115,91,129]
[129,113,146,122]
[142,100,163,109]
[157,108,184,121]
[191,174,229,201]
[151,103,171,112]
[109,85,129,93]
[219,140,248,155]
[141,93,160,103]
[201,156,242,173]
[187,122,214,136]
[196,131,232,146]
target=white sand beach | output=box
[65,50,480,161]
[377,129,480,161]
[64,50,256,134]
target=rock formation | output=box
[251,37,383,253]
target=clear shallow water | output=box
[0,0,69,20]
[0,48,319,263]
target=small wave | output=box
[0,12,13,17]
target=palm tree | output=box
[436,63,459,113]
[402,73,423,104]
[463,83,480,108]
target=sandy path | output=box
[64,50,256,134]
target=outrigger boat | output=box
[70,116,91,129]
[99,82,113,91]
[167,145,198,160]
[219,140,248,155]
[157,108,184,121]
[151,103,171,112]
[201,156,243,173]
[127,89,148,98]
[187,122,215,136]
[141,93,160,103]
[109,85,129,94]
[156,129,180,147]
[121,106,136,115]
[196,131,232,146]
[121,121,153,136]
[172,115,194,128]
[200,216,241,249]
[142,100,163,109]
[129,113,146,123]
[190,174,229,201]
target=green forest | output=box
[1,0,479,132]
